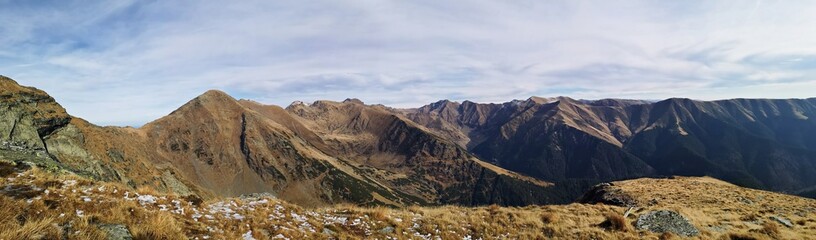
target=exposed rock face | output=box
[576,183,638,207]
[0,76,70,153]
[635,210,699,236]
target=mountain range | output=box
[2,75,815,207]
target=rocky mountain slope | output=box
[403,96,816,198]
[0,76,557,207]
[3,74,816,206]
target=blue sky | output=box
[2,0,816,126]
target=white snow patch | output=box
[137,195,157,205]
[63,180,77,187]
[242,230,255,240]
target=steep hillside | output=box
[405,96,816,197]
[285,99,560,206]
[0,76,558,207]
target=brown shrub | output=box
[369,207,389,221]
[540,212,558,224]
[728,232,759,240]
[599,213,631,232]
[756,221,780,237]
[739,213,759,221]
[131,212,185,240]
[487,204,500,215]
[0,217,63,240]
[659,232,676,240]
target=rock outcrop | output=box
[635,210,699,237]
[0,76,70,155]
[576,183,638,207]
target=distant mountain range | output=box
[403,96,816,196]
[1,75,815,207]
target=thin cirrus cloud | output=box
[1,0,815,126]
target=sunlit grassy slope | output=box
[1,162,814,239]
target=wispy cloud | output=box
[1,0,816,126]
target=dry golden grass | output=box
[130,212,186,240]
[613,176,816,240]
[0,168,814,239]
[601,213,631,232]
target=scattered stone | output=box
[737,196,754,205]
[770,216,793,228]
[707,224,727,233]
[97,224,133,240]
[321,227,336,236]
[379,226,395,234]
[635,210,699,237]
[577,183,638,207]
[242,230,256,240]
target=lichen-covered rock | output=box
[771,215,793,228]
[636,210,699,237]
[0,76,71,151]
[97,224,133,240]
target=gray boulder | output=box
[770,216,793,228]
[379,226,396,234]
[635,210,699,237]
[97,224,133,240]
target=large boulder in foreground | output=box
[636,210,699,237]
[0,76,71,152]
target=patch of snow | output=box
[137,195,157,205]
[248,199,268,206]
[242,231,255,240]
[63,180,77,187]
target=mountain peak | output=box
[526,96,552,104]
[342,98,364,105]
[198,89,234,100]
[0,75,44,96]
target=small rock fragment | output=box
[770,216,793,228]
